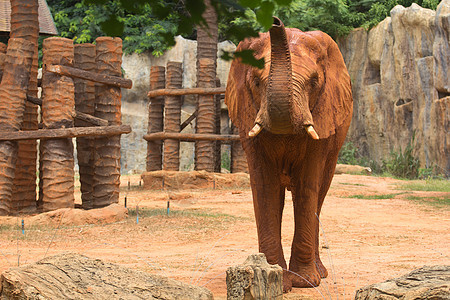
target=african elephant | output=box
[224,17,352,292]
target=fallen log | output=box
[26,95,108,126]
[0,125,131,141]
[147,87,225,98]
[46,64,132,89]
[144,132,240,143]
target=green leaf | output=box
[274,0,292,6]
[233,49,265,69]
[238,0,261,9]
[255,1,275,30]
[100,14,124,37]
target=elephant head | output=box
[225,17,352,140]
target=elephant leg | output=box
[289,142,328,288]
[250,175,290,291]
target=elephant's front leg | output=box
[248,168,290,291]
[289,147,327,288]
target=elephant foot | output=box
[289,263,321,288]
[283,270,292,293]
[315,255,328,278]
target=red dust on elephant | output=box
[225,17,353,292]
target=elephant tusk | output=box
[248,124,263,137]
[306,125,319,140]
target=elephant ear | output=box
[224,42,256,134]
[308,31,353,139]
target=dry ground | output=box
[0,173,449,299]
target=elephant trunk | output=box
[250,17,319,140]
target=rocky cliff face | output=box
[338,1,449,175]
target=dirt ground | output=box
[0,173,448,299]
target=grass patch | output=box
[128,207,238,220]
[340,183,367,187]
[348,193,402,200]
[406,195,449,209]
[399,179,450,192]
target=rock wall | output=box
[120,36,235,173]
[338,1,449,175]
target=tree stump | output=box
[226,253,283,300]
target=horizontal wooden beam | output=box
[144,132,240,143]
[0,125,131,141]
[46,64,133,89]
[26,95,109,126]
[147,87,226,98]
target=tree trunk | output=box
[0,39,34,216]
[164,62,182,171]
[93,37,122,208]
[74,44,96,209]
[231,125,248,173]
[39,37,75,212]
[195,0,218,172]
[10,0,40,215]
[147,66,165,171]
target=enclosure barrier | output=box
[0,36,132,216]
[145,66,248,173]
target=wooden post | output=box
[195,0,218,173]
[147,66,165,171]
[163,62,182,171]
[0,39,34,216]
[231,125,248,173]
[74,44,96,209]
[10,0,40,215]
[39,37,75,212]
[93,37,122,208]
[214,78,222,173]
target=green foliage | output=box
[47,0,442,62]
[400,179,450,193]
[48,0,180,56]
[383,134,420,179]
[348,193,402,199]
[338,142,360,165]
[406,195,449,209]
[221,151,231,172]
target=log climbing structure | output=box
[0,1,132,216]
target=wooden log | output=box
[10,0,40,215]
[147,66,165,172]
[180,109,198,131]
[0,38,34,216]
[75,44,97,209]
[0,125,131,141]
[93,37,122,208]
[46,64,132,89]
[164,62,182,171]
[144,132,240,142]
[147,87,225,98]
[214,78,222,173]
[40,37,76,212]
[26,95,108,126]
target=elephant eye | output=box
[310,74,318,87]
[254,77,260,87]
